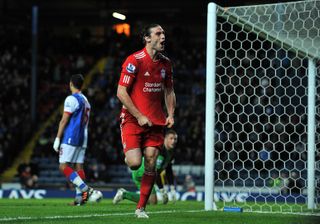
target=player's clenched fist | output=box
[165,116,174,128]
[137,115,153,127]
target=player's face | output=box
[149,26,165,52]
[165,134,178,150]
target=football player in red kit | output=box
[117,24,176,218]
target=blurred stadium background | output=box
[0,0,319,217]
[0,0,213,192]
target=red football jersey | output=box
[118,47,173,126]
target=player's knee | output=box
[129,164,141,170]
[127,160,141,170]
[144,157,157,171]
[126,157,142,170]
[144,153,158,165]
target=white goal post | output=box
[206,0,320,212]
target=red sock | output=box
[63,166,74,178]
[77,169,86,180]
[137,171,156,209]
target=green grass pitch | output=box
[0,199,319,224]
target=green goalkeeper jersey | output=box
[131,146,174,183]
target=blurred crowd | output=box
[0,24,206,187]
[0,27,32,171]
[0,25,98,173]
[17,162,39,189]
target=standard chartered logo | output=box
[143,82,163,92]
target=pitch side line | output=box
[0,209,319,222]
[0,210,205,222]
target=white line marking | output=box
[0,210,203,222]
[0,209,319,222]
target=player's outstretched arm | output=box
[117,85,152,127]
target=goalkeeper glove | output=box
[53,137,60,153]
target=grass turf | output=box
[0,199,319,224]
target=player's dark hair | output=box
[141,23,161,45]
[165,129,177,136]
[70,74,84,90]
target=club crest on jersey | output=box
[126,63,136,73]
[161,68,166,79]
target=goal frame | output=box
[205,1,317,211]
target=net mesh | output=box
[214,0,320,212]
[219,0,320,58]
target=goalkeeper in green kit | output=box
[113,129,178,205]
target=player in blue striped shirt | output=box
[53,74,94,205]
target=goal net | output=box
[206,0,320,212]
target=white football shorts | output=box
[59,143,86,163]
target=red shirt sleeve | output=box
[118,55,138,87]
